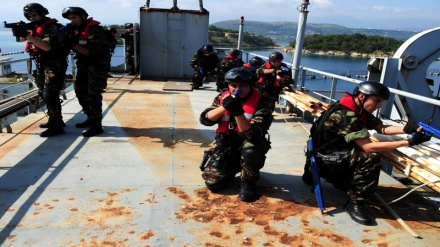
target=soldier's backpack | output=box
[309,101,344,148]
[102,27,116,54]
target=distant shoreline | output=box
[281,47,392,58]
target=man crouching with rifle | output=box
[5,3,70,137]
[199,67,273,202]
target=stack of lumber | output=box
[281,91,330,118]
[371,132,440,193]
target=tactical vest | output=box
[218,88,261,134]
[77,18,101,45]
[25,18,58,53]
[310,93,368,150]
[257,62,288,87]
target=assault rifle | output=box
[307,138,325,213]
[419,122,440,139]
[4,21,33,41]
[277,66,290,77]
[199,135,230,171]
[3,21,33,29]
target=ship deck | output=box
[0,74,439,246]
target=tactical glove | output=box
[222,95,244,116]
[403,122,419,134]
[408,132,431,146]
[12,26,28,38]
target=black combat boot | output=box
[75,117,92,128]
[39,119,65,128]
[238,180,258,202]
[82,117,103,137]
[343,199,373,226]
[39,120,65,137]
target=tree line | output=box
[290,33,404,56]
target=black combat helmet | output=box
[225,67,254,85]
[249,56,265,67]
[269,51,284,61]
[229,49,240,58]
[353,80,390,100]
[23,3,49,20]
[108,26,116,34]
[125,23,133,29]
[202,45,214,53]
[62,7,88,19]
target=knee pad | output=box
[242,148,265,171]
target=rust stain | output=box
[138,230,155,241]
[167,186,357,246]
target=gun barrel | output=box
[419,122,440,138]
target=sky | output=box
[2,0,439,31]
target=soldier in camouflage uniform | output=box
[216,49,244,92]
[302,80,431,225]
[120,23,139,75]
[13,3,70,137]
[256,51,293,111]
[62,7,111,137]
[189,45,220,89]
[199,67,273,202]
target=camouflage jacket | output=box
[74,20,110,66]
[120,29,139,54]
[199,89,273,145]
[322,96,382,150]
[219,56,244,74]
[28,18,69,63]
[189,49,220,72]
[256,62,293,99]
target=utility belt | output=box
[199,146,231,171]
[199,134,232,171]
[316,150,350,165]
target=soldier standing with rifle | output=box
[61,7,111,137]
[6,3,70,137]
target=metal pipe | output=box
[303,66,440,106]
[172,0,179,11]
[291,0,310,88]
[237,16,244,53]
[146,0,150,8]
[133,23,138,74]
[0,89,40,119]
[199,0,204,12]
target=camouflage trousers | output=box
[35,62,67,121]
[320,148,381,199]
[191,70,205,88]
[202,140,267,190]
[75,62,108,119]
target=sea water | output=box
[1,30,439,95]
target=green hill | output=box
[208,25,278,47]
[212,20,419,44]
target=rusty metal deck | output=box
[0,75,439,246]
